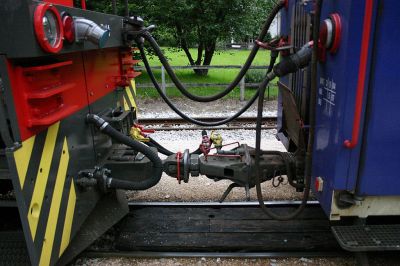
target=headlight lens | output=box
[34,3,64,53]
[43,11,60,47]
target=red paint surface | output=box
[7,48,140,141]
[344,0,374,149]
[7,55,86,140]
[81,0,86,10]
[62,15,75,43]
[83,48,122,104]
[43,0,73,6]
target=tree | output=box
[89,0,275,75]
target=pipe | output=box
[112,0,117,15]
[124,0,129,17]
[253,0,322,220]
[81,0,86,10]
[303,0,323,208]
[148,137,202,156]
[87,114,163,190]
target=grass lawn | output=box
[134,47,278,100]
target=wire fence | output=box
[134,65,276,101]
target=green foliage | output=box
[89,0,277,71]
[135,48,278,100]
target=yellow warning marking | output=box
[14,136,35,189]
[126,86,137,114]
[39,138,69,266]
[27,122,59,240]
[130,79,137,95]
[125,86,136,108]
[59,180,76,257]
[123,96,130,111]
[130,80,138,116]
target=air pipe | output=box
[87,114,163,190]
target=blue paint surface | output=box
[279,0,400,216]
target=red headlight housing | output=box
[62,13,75,43]
[319,13,342,54]
[34,3,64,53]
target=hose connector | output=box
[75,17,110,48]
[273,42,313,77]
[86,114,109,131]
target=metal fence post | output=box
[240,72,245,102]
[161,65,166,94]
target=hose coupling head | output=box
[77,167,112,193]
[86,114,109,131]
[273,42,313,77]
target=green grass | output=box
[135,47,278,100]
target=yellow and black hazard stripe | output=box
[122,79,138,114]
[10,122,77,266]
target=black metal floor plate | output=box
[116,203,340,252]
[332,225,400,252]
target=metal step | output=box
[0,149,9,180]
[0,231,30,265]
[0,169,10,180]
[0,200,17,207]
[332,225,400,252]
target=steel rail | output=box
[139,116,277,125]
[148,126,276,131]
[128,200,320,207]
[82,250,350,259]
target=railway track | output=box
[139,116,277,131]
[79,201,346,259]
[82,250,348,259]
[2,201,400,264]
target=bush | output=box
[245,69,267,84]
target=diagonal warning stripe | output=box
[39,137,69,266]
[27,122,60,240]
[125,85,137,111]
[130,79,137,95]
[14,135,35,189]
[59,179,76,257]
[123,95,130,111]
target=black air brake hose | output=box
[254,75,311,220]
[148,137,202,156]
[87,114,163,190]
[137,42,261,127]
[254,0,322,220]
[141,0,285,102]
[147,137,174,156]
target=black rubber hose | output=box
[148,137,202,156]
[137,42,261,127]
[141,0,285,102]
[147,142,172,156]
[87,114,163,190]
[148,137,174,156]
[254,75,310,220]
[303,0,322,203]
[254,0,322,220]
